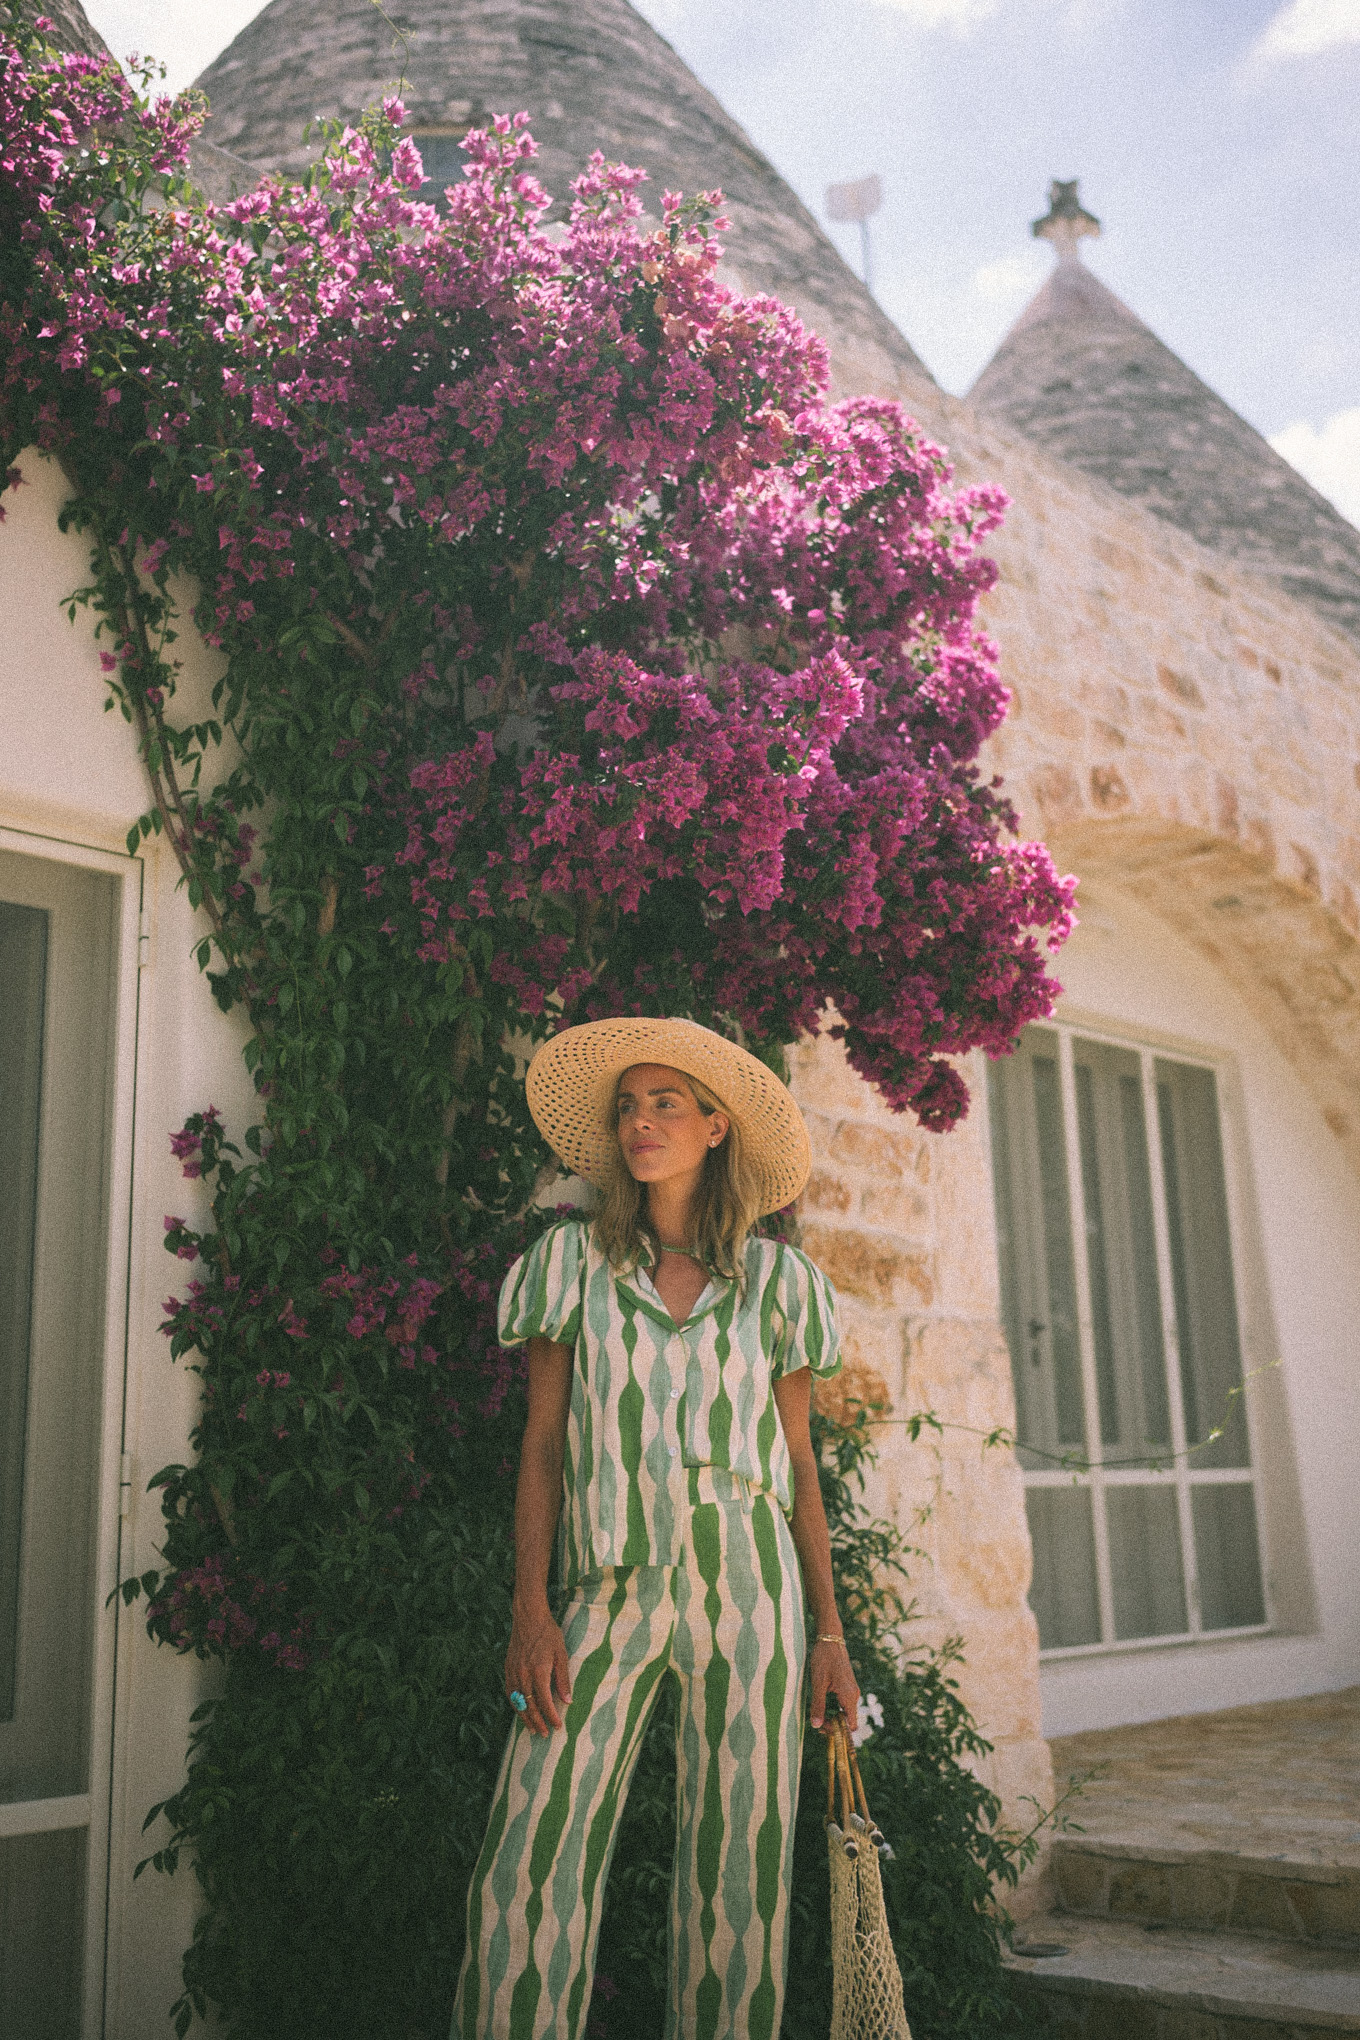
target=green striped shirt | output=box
[498,1219,842,1576]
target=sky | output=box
[82,0,1360,525]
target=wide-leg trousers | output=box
[453,1468,808,2040]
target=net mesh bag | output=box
[824,1716,912,2040]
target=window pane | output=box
[0,854,116,1808]
[986,1056,1037,1459]
[1031,1049,1085,1448]
[411,132,465,206]
[1155,1061,1248,1468]
[0,855,119,2038]
[0,904,48,1721]
[0,1827,86,2040]
[987,1034,1086,1470]
[1119,1071,1172,1446]
[1026,1487,1101,1648]
[1106,1485,1188,1639]
[1072,1039,1171,1460]
[1193,1485,1266,1630]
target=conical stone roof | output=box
[969,237,1360,645]
[8,0,109,60]
[191,0,935,405]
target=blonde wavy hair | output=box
[593,1069,764,1281]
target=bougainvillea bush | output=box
[1,14,1071,2036]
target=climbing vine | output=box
[2,14,1072,2035]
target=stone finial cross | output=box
[1031,179,1102,262]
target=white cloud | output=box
[972,249,1048,305]
[1250,0,1360,62]
[1269,408,1360,529]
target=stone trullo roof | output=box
[7,0,107,59]
[969,181,1360,644]
[191,0,936,403]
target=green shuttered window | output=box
[988,1025,1267,1656]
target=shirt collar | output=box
[617,1261,730,1332]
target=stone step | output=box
[1051,1838,1360,1949]
[1005,1912,1360,2038]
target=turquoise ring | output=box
[509,1690,528,1713]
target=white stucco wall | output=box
[1,451,252,2036]
[1035,881,1360,1737]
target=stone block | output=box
[787,1032,895,1120]
[1090,764,1131,811]
[826,1119,927,1181]
[1107,1860,1177,1923]
[1081,1994,1147,2040]
[859,1179,931,1237]
[1227,1870,1306,1940]
[933,1455,1032,1610]
[904,1316,1017,1432]
[945,1610,1044,1743]
[801,1166,851,1216]
[927,1174,1005,1320]
[799,1222,933,1309]
[988,1729,1057,1825]
[1158,662,1205,707]
[1137,697,1190,742]
[814,1355,891,1427]
[1032,762,1084,826]
[1053,1846,1112,1917]
[1288,1873,1360,1945]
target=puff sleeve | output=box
[497,1219,588,1349]
[770,1244,842,1380]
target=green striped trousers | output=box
[453,1468,808,2040]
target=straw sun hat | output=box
[525,1017,812,1216]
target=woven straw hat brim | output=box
[525,1018,811,1216]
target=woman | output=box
[454,1017,859,2040]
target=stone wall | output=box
[782,312,1360,1899]
[788,1032,1054,1909]
[814,338,1360,1184]
[963,413,1360,1177]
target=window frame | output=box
[0,825,143,2037]
[996,1006,1273,1661]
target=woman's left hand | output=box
[809,1638,860,1734]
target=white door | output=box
[0,847,124,2040]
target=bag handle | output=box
[823,1713,892,1858]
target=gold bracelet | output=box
[815,1632,847,1647]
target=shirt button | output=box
[670,1388,680,1400]
[668,1447,677,1457]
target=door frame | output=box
[0,824,143,2039]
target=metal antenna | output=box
[825,174,883,294]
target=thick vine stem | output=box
[209,1482,238,1548]
[94,526,230,949]
[322,611,379,668]
[435,1015,481,1191]
[93,527,272,1060]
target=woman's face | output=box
[615,1064,730,1187]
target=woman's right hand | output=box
[505,1608,572,1736]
